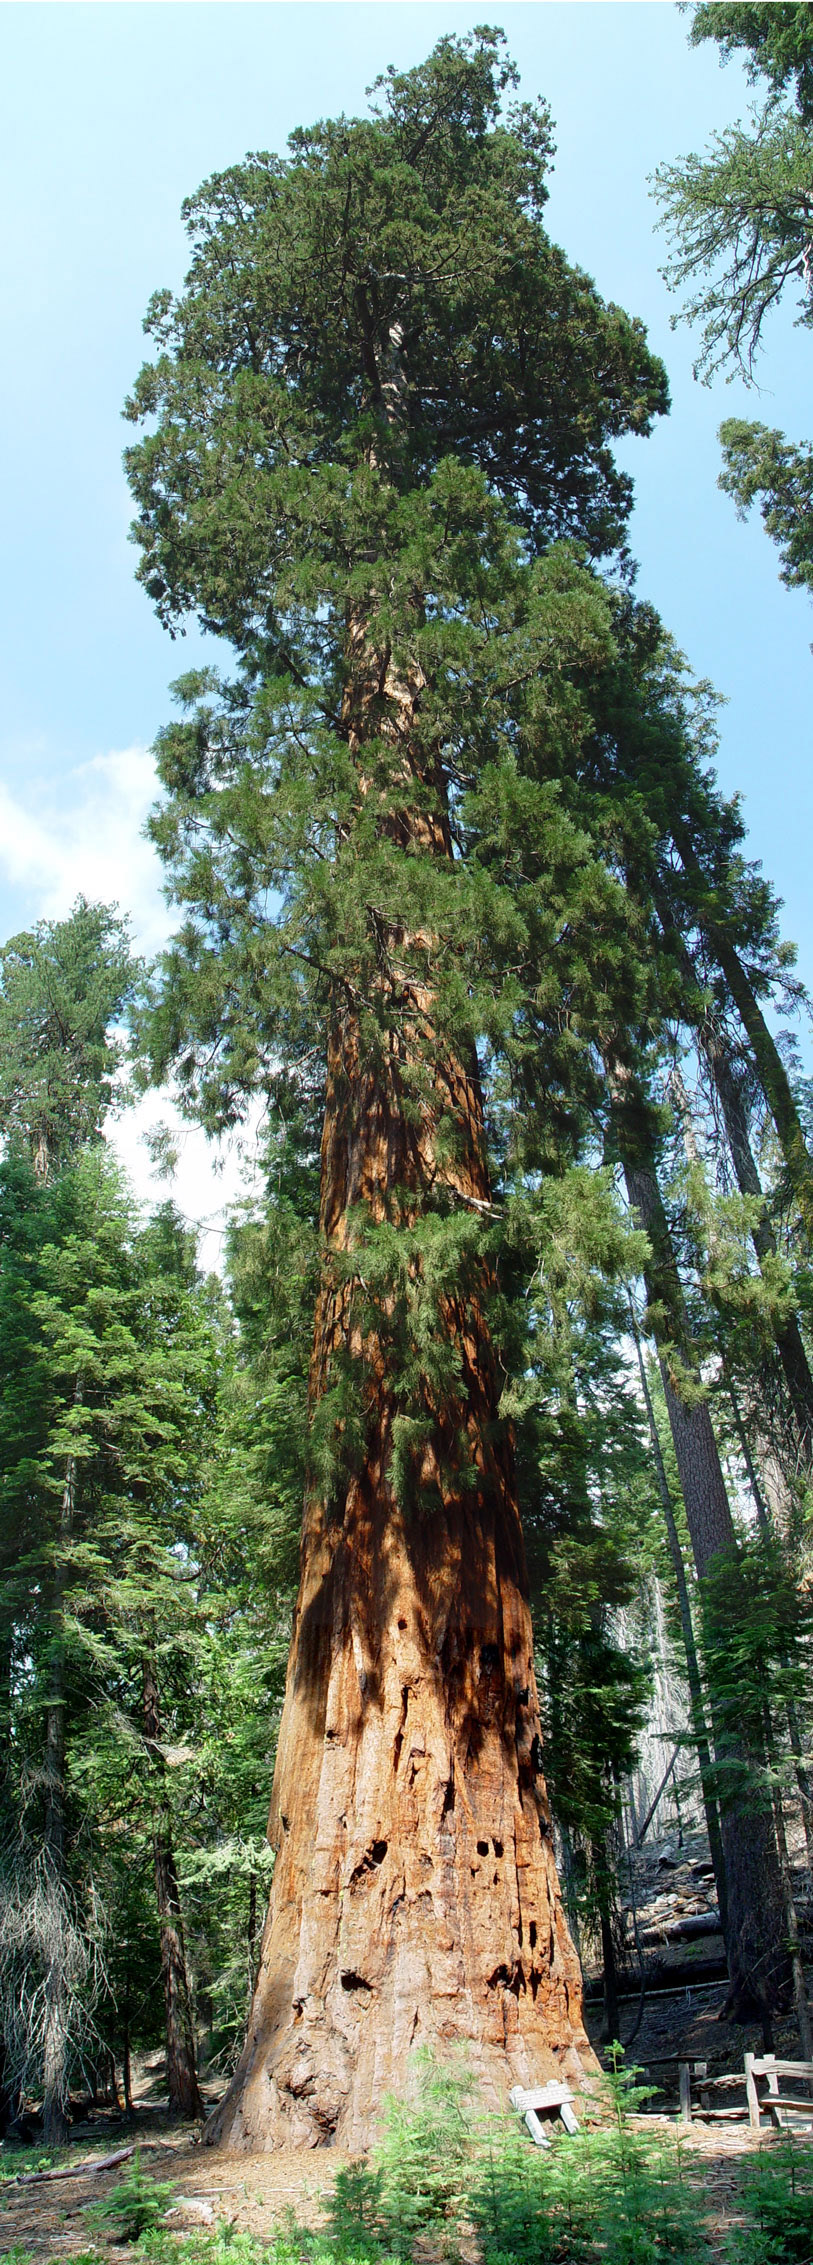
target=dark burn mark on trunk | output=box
[349,1838,388,1887]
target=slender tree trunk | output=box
[209,623,590,2153]
[673,835,813,1245]
[763,1706,813,2062]
[610,1068,791,2023]
[628,1305,728,1936]
[599,1905,620,2046]
[141,1655,204,2122]
[41,1441,77,2145]
[247,1872,258,2003]
[715,945,813,1240]
[122,1968,134,2123]
[700,1021,813,1458]
[671,1065,813,1874]
[653,899,813,1459]
[724,1376,813,1876]
[0,1618,18,2136]
[558,1822,582,1961]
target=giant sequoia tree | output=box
[126,33,667,2148]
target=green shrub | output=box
[733,2138,813,2265]
[326,2047,471,2258]
[85,2149,176,2243]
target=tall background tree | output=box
[655,2,813,598]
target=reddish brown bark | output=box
[209,635,591,2152]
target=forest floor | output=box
[581,1824,811,2091]
[1,2110,808,2263]
[4,1827,812,2262]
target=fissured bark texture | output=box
[210,1049,591,2146]
[210,1442,590,2149]
[208,637,592,2151]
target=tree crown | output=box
[0,900,137,1178]
[124,28,667,647]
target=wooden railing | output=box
[744,2052,813,2132]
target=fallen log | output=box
[8,2144,136,2187]
[640,1912,722,1946]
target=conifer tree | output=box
[125,31,667,2147]
[0,899,135,1181]
[584,607,813,1391]
[655,3,813,595]
[607,1057,791,2024]
[0,906,215,2128]
[0,903,138,2135]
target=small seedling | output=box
[85,2148,176,2242]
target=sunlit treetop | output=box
[689,3,813,122]
[656,4,813,379]
[0,899,137,1177]
[124,28,668,651]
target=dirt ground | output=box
[4,1828,811,2261]
[1,2101,809,2262]
[0,2121,353,2259]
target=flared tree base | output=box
[207,1474,593,2153]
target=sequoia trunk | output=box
[209,635,591,2153]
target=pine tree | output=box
[0,903,139,2136]
[654,2,813,382]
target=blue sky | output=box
[0,2,810,1220]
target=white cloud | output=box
[0,744,267,1259]
[0,744,169,954]
[107,1086,266,1267]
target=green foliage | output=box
[689,6,813,122]
[658,2,813,594]
[732,2137,813,2265]
[698,1529,813,1805]
[125,30,665,641]
[0,2148,59,2180]
[0,900,137,1174]
[0,1105,294,2096]
[22,2064,808,2265]
[718,420,813,594]
[371,2047,473,2244]
[86,2149,176,2241]
[324,2048,712,2265]
[497,1168,655,1909]
[654,0,813,388]
[654,107,813,381]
